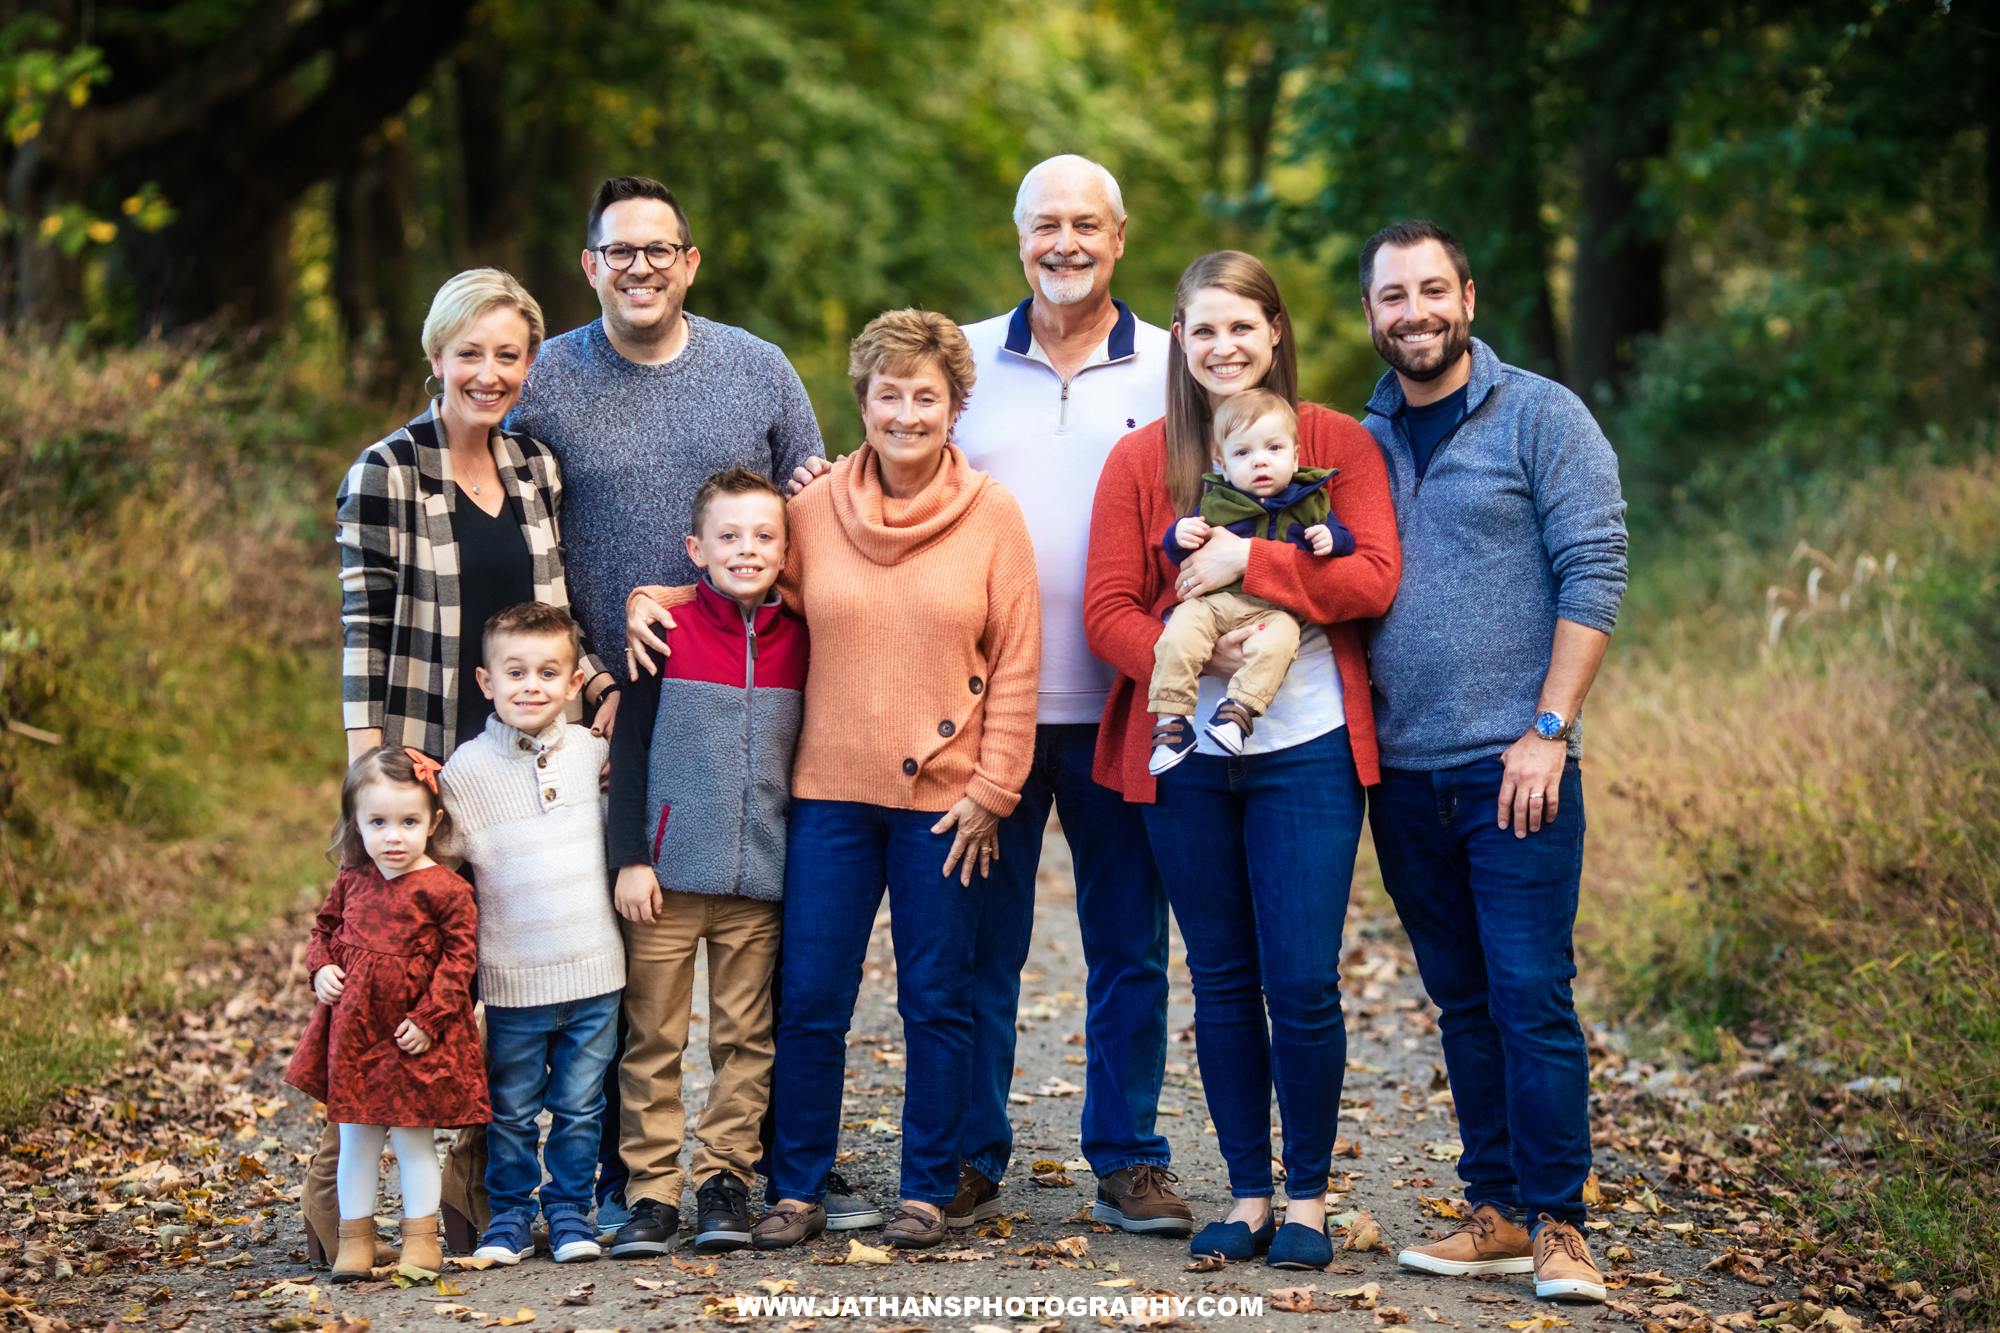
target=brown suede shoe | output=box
[944,1162,1003,1230]
[883,1204,947,1249]
[751,1201,825,1251]
[1397,1204,1533,1276]
[1091,1165,1193,1237]
[1532,1215,1607,1303]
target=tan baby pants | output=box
[1150,589,1304,718]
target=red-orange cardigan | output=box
[1083,402,1402,802]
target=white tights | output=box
[336,1124,442,1220]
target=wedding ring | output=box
[1529,792,1544,802]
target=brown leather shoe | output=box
[1397,1203,1533,1276]
[882,1204,947,1249]
[1090,1165,1193,1237]
[751,1201,826,1251]
[1532,1215,1607,1303]
[944,1162,1003,1230]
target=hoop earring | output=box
[424,375,442,400]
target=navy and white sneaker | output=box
[548,1209,603,1263]
[594,1190,634,1242]
[1203,700,1255,756]
[823,1172,887,1231]
[1148,716,1200,775]
[472,1211,536,1265]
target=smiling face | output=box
[1364,239,1476,384]
[686,490,787,611]
[431,305,534,431]
[1017,164,1126,308]
[476,630,586,734]
[583,197,701,347]
[355,779,443,879]
[1217,411,1300,497]
[862,360,957,484]
[1175,287,1282,403]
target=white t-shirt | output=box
[1191,622,1346,756]
[954,299,1170,726]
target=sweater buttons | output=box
[938,720,955,738]
[543,788,557,801]
[902,758,918,777]
[969,677,984,694]
[536,755,548,769]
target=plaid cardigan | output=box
[337,404,609,760]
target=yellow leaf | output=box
[755,1280,796,1295]
[1092,1279,1135,1288]
[1580,1171,1602,1207]
[844,1239,893,1265]
[435,1281,468,1297]
[85,220,117,244]
[39,215,62,236]
[1502,1319,1572,1331]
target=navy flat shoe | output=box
[1266,1221,1335,1270]
[1189,1218,1276,1260]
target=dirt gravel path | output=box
[2,817,1797,1333]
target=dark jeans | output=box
[594,1010,628,1207]
[963,723,1171,1183]
[1140,726,1364,1200]
[484,992,622,1221]
[1368,755,1591,1227]
[770,799,987,1206]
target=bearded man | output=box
[1357,221,1627,1306]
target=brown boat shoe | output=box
[1090,1165,1194,1237]
[1396,1203,1534,1276]
[944,1162,1004,1230]
[883,1204,947,1249]
[1532,1215,1607,1303]
[751,1201,826,1251]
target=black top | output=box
[1402,384,1470,480]
[450,490,535,752]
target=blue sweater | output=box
[1362,339,1628,770]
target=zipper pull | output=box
[749,627,759,661]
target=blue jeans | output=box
[771,800,987,1206]
[962,724,1171,1183]
[594,1010,629,1206]
[484,991,622,1221]
[1140,726,1363,1200]
[1368,756,1591,1227]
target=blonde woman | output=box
[303,269,616,1267]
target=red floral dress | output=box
[284,864,490,1128]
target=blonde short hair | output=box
[421,268,546,365]
[848,308,976,415]
[1210,387,1298,455]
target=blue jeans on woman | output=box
[1140,726,1365,1200]
[1367,756,1591,1227]
[484,991,622,1222]
[770,799,988,1207]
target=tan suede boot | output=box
[332,1218,380,1283]
[400,1215,443,1272]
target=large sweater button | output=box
[902,758,918,776]
[938,720,955,738]
[969,677,984,694]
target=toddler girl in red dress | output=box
[285,746,490,1281]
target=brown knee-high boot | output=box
[439,1124,490,1251]
[305,1121,401,1268]
[332,1218,380,1283]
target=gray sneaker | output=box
[823,1172,886,1230]
[594,1191,634,1242]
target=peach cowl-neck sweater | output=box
[635,443,1041,817]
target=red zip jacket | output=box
[1083,402,1402,801]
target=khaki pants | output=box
[619,891,781,1207]
[1150,589,1304,717]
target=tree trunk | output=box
[336,128,419,391]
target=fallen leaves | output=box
[843,1239,893,1265]
[1416,1196,1464,1220]
[1419,1142,1464,1162]
[1331,1209,1385,1252]
[1035,1079,1085,1098]
[1501,1319,1572,1331]
[481,1308,535,1328]
[1030,1160,1075,1187]
[557,1283,594,1307]
[1268,1286,1323,1314]
[1184,1255,1225,1273]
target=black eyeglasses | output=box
[590,241,692,271]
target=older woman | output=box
[751,309,1040,1250]
[1085,251,1400,1269]
[304,268,616,1267]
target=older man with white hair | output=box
[788,155,1189,1236]
[947,155,1188,1238]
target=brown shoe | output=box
[331,1218,380,1283]
[1091,1165,1193,1237]
[751,1201,826,1251]
[1532,1215,1607,1303]
[1397,1203,1533,1276]
[944,1162,1003,1230]
[883,1204,947,1249]
[399,1215,443,1272]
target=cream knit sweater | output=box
[440,716,625,1009]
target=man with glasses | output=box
[448,175,841,1258]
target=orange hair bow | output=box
[405,748,443,795]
